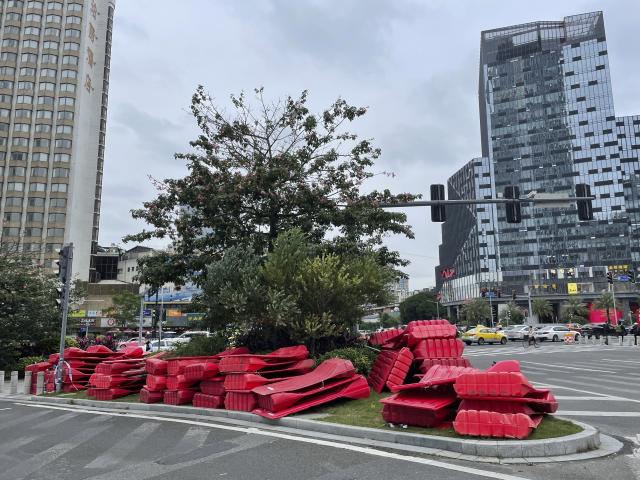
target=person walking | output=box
[632,322,639,346]
[618,321,626,346]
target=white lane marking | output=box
[539,382,640,404]
[601,359,640,364]
[554,396,631,401]
[520,361,615,374]
[557,411,640,417]
[15,403,531,480]
[0,408,11,411]
[85,421,161,469]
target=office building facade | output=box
[0,0,115,281]
[437,12,640,314]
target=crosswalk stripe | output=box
[85,422,161,469]
[31,412,77,430]
[520,361,615,374]
[0,409,51,433]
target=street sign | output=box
[486,292,496,298]
[616,274,630,282]
[143,309,152,316]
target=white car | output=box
[116,338,143,350]
[533,325,580,342]
[505,325,530,341]
[149,339,178,351]
[173,331,210,343]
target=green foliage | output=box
[399,292,442,322]
[171,335,229,358]
[460,298,491,327]
[16,356,45,372]
[380,312,400,328]
[594,292,619,323]
[561,298,589,324]
[498,301,524,326]
[0,248,61,371]
[111,291,140,328]
[65,337,79,348]
[532,298,554,321]
[124,87,418,287]
[316,347,378,375]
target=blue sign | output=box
[486,292,497,298]
[143,309,152,316]
[616,275,630,282]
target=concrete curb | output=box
[18,395,618,463]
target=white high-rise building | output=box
[0,0,115,281]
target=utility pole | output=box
[138,291,144,345]
[55,244,73,393]
[527,290,533,325]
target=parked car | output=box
[116,337,143,350]
[505,325,529,341]
[173,331,211,343]
[149,339,178,351]
[533,325,580,342]
[462,327,507,345]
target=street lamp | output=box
[423,299,440,319]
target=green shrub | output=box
[16,355,45,373]
[316,347,378,375]
[65,337,79,348]
[170,335,229,358]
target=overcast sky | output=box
[101,0,640,290]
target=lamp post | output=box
[424,299,440,319]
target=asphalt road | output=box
[0,341,639,480]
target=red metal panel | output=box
[385,348,414,391]
[192,393,225,409]
[140,387,164,404]
[367,350,398,393]
[163,389,198,405]
[200,377,226,396]
[453,410,541,439]
[224,391,258,411]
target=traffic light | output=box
[504,186,521,223]
[575,183,593,221]
[606,271,613,285]
[54,245,72,311]
[628,270,636,284]
[430,184,446,222]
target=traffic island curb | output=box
[22,395,621,464]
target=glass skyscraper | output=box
[437,12,640,316]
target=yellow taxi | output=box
[462,326,508,345]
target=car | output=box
[462,327,507,345]
[504,325,529,341]
[173,330,211,343]
[533,325,580,342]
[116,337,143,350]
[149,339,178,351]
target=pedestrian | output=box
[632,323,639,346]
[145,339,151,352]
[618,322,626,346]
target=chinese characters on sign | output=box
[85,0,99,93]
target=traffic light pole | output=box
[55,243,73,393]
[378,197,595,208]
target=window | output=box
[29,182,46,192]
[20,67,36,76]
[58,97,74,106]
[62,55,78,65]
[0,109,9,118]
[21,53,38,63]
[50,183,67,192]
[7,182,25,191]
[30,167,47,176]
[54,153,70,162]
[41,54,58,64]
[48,213,65,223]
[47,1,62,9]
[0,66,16,76]
[40,68,56,78]
[47,228,64,237]
[0,94,12,103]
[26,13,42,22]
[63,41,79,51]
[65,15,81,25]
[24,243,42,252]
[46,14,62,23]
[26,212,44,222]
[46,243,62,252]
[59,83,75,93]
[36,110,53,119]
[0,136,8,146]
[11,152,27,161]
[50,198,66,208]
[55,139,71,148]
[55,125,72,134]
[43,41,59,49]
[39,82,56,91]
[0,123,8,132]
[57,110,73,121]
[61,69,77,79]
[27,1,44,8]
[4,212,22,222]
[0,52,18,62]
[64,28,81,38]
[28,197,45,207]
[2,39,19,48]
[17,81,34,90]
[15,109,32,118]
[44,27,60,36]
[3,227,20,237]
[5,197,23,207]
[8,0,25,7]
[33,138,50,148]
[52,167,68,177]
[22,39,39,49]
[12,137,29,147]
[4,26,21,35]
[5,13,23,22]
[32,152,49,161]
[67,3,82,12]
[37,95,54,105]
[25,26,41,35]
[9,166,26,176]
[13,123,31,132]
[24,227,42,237]
[0,80,14,89]
[16,95,33,104]
[35,124,51,133]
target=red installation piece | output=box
[252,358,370,419]
[87,356,146,400]
[453,361,558,439]
[141,354,169,404]
[221,346,311,412]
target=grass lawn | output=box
[43,390,140,403]
[309,391,582,440]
